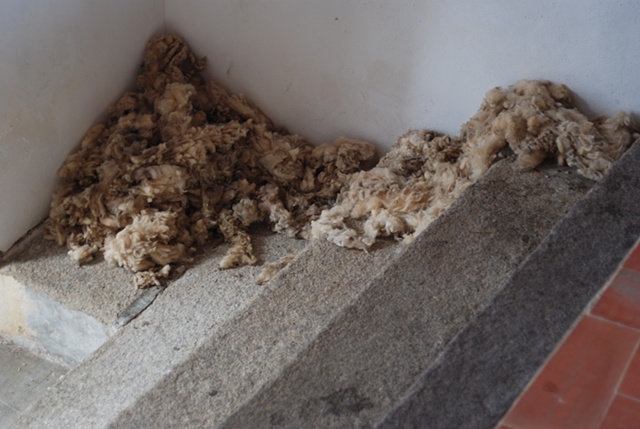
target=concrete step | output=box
[1,226,311,425]
[6,230,399,428]
[4,143,632,428]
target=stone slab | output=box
[217,160,593,428]
[11,156,601,429]
[111,239,403,428]
[10,228,320,428]
[377,141,640,429]
[0,234,144,326]
[0,340,68,429]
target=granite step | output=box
[3,146,618,428]
[376,140,640,429]
[216,156,597,429]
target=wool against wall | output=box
[45,34,638,287]
[45,34,376,287]
[311,81,637,250]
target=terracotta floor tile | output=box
[502,316,640,429]
[619,345,640,400]
[598,395,640,429]
[496,425,516,429]
[623,244,640,272]
[591,269,640,330]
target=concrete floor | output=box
[0,341,68,429]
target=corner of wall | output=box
[0,0,165,252]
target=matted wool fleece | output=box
[44,34,638,287]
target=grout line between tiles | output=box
[596,337,640,428]
[619,267,640,282]
[588,313,640,333]
[625,267,640,276]
[617,391,640,404]
[615,336,640,399]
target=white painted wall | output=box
[166,0,640,150]
[2,0,639,251]
[0,0,164,251]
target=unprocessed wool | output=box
[45,34,375,287]
[311,80,637,249]
[45,35,638,287]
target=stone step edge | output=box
[376,140,640,429]
[12,155,592,428]
[215,159,594,428]
[9,221,402,428]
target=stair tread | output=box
[9,155,606,429]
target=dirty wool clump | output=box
[45,34,376,287]
[46,34,638,287]
[311,80,637,249]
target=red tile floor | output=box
[497,240,640,429]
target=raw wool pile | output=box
[311,80,637,250]
[45,34,638,287]
[44,34,376,287]
[461,80,636,181]
[311,130,469,250]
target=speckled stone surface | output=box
[217,160,593,429]
[377,141,640,429]
[9,153,608,429]
[0,340,68,429]
[0,234,144,326]
[9,228,334,429]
